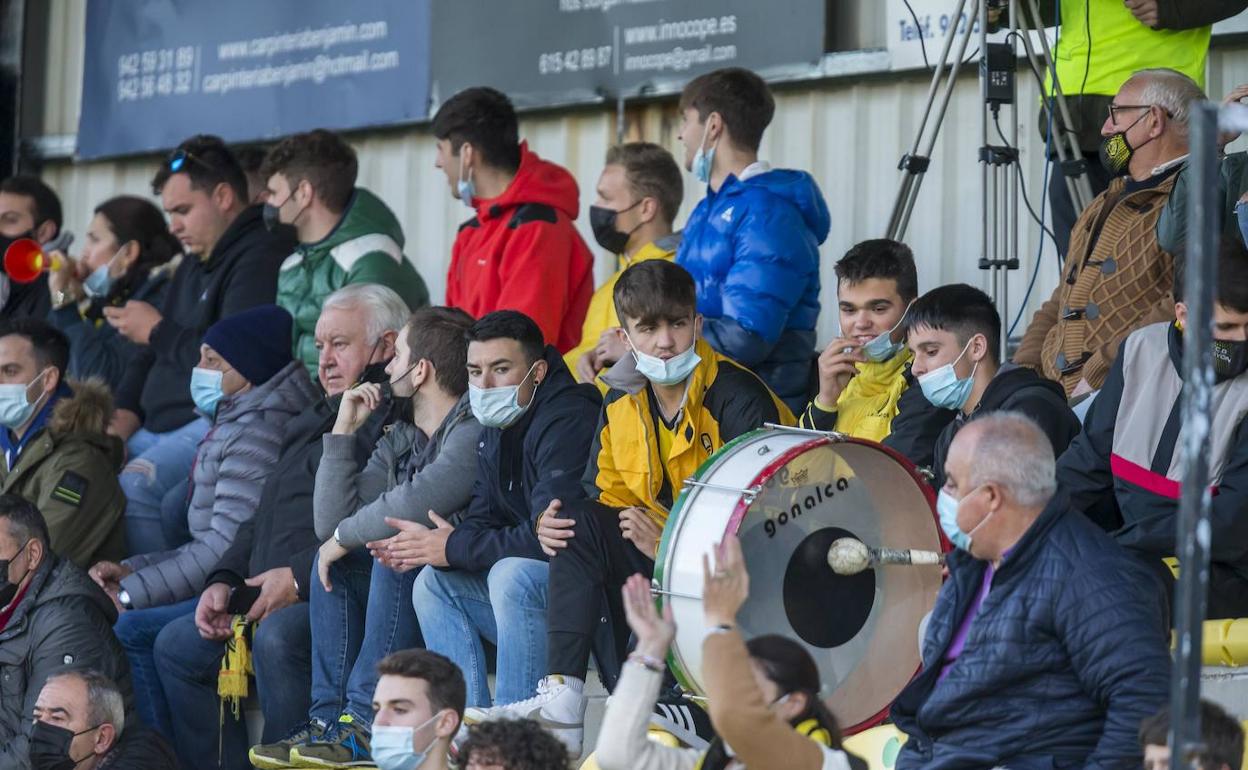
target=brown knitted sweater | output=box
[1014,173,1178,396]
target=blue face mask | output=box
[936,489,972,551]
[1237,201,1248,250]
[0,369,50,430]
[371,711,445,770]
[469,361,539,429]
[457,157,476,210]
[917,338,979,411]
[190,367,225,417]
[860,301,914,363]
[82,244,128,300]
[692,121,716,184]
[627,330,702,386]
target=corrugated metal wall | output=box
[25,0,1248,346]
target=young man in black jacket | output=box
[145,285,408,770]
[1055,236,1248,620]
[411,311,601,714]
[0,175,64,323]
[906,284,1081,490]
[109,135,293,558]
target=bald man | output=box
[891,412,1169,769]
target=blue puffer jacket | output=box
[892,496,1169,770]
[677,168,829,413]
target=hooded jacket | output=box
[444,348,602,572]
[0,555,132,770]
[114,204,292,434]
[799,355,957,472]
[929,364,1081,490]
[314,392,481,548]
[677,167,830,413]
[49,259,178,391]
[120,360,319,608]
[207,362,397,602]
[446,143,595,353]
[277,188,430,375]
[585,338,792,525]
[1056,322,1248,583]
[891,498,1169,770]
[0,379,126,569]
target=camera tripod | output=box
[885,0,1095,354]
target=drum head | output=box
[728,438,941,733]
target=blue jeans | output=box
[153,601,313,770]
[113,598,198,740]
[412,558,548,707]
[122,418,210,556]
[309,551,421,724]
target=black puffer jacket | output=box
[0,556,132,770]
[207,363,395,600]
[891,497,1170,770]
[444,348,601,572]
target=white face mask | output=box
[468,360,539,429]
[625,329,701,386]
[371,710,446,770]
[0,368,50,430]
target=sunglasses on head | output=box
[167,148,213,173]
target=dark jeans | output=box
[152,601,312,770]
[546,499,654,683]
[309,550,419,724]
[1047,150,1113,259]
[113,598,199,740]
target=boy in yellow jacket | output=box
[467,259,793,753]
[565,143,683,387]
[800,239,955,469]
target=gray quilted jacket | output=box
[120,361,319,608]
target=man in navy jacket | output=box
[893,412,1169,769]
[411,311,600,712]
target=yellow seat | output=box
[843,724,908,770]
[1200,619,1248,667]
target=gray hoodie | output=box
[314,393,481,548]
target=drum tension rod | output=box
[680,479,761,500]
[764,422,850,441]
[650,584,702,601]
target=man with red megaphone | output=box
[0,176,70,323]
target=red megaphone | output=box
[3,238,64,284]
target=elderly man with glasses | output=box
[1015,67,1203,400]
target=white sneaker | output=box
[463,675,587,755]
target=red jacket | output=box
[446,143,594,352]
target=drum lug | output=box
[650,584,702,601]
[764,422,851,441]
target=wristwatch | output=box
[333,526,343,545]
[117,589,134,610]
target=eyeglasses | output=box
[167,148,211,173]
[1106,103,1174,126]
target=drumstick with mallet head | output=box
[826,537,944,576]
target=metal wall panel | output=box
[26,0,1248,348]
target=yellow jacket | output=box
[585,338,794,526]
[799,348,913,443]
[564,234,681,385]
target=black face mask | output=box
[28,720,98,770]
[1213,339,1248,382]
[1099,110,1155,176]
[589,201,642,255]
[0,539,31,608]
[261,192,301,242]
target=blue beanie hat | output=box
[202,305,293,386]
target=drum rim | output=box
[655,427,948,732]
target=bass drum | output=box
[654,426,943,734]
